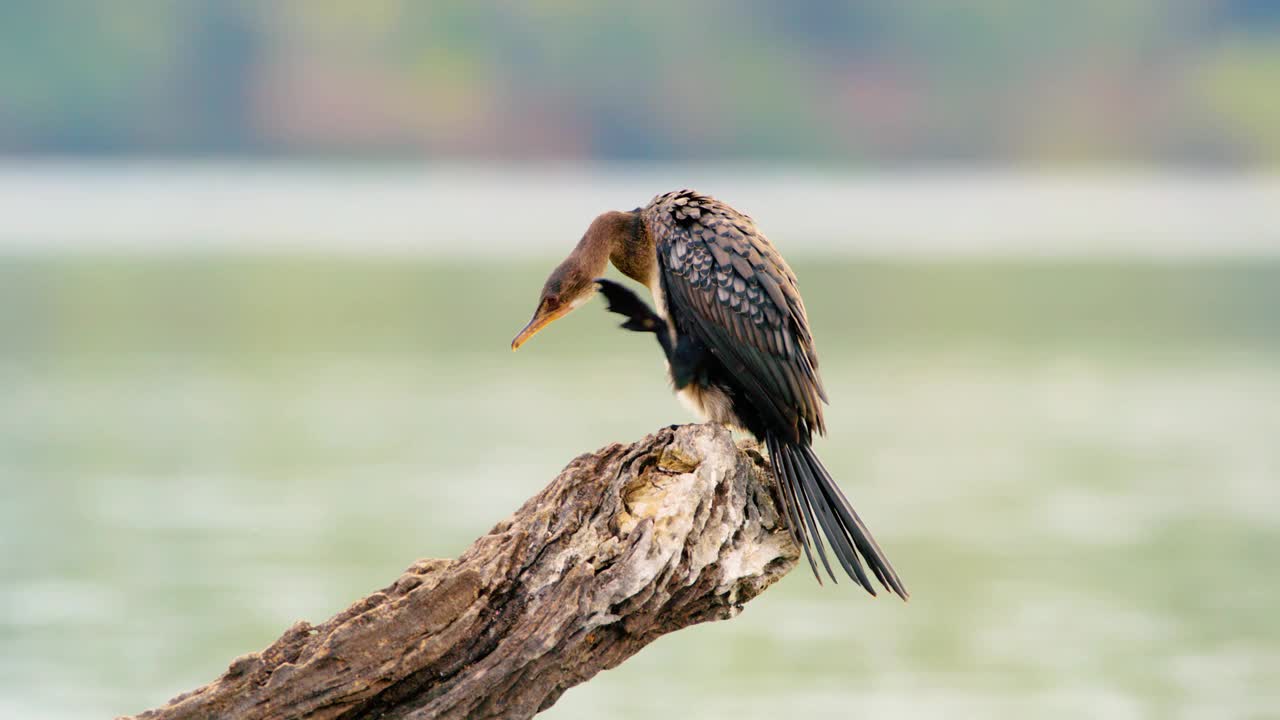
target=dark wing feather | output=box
[645,190,827,441]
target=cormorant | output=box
[511,189,906,598]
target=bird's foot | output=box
[595,279,663,333]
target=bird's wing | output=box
[647,190,827,440]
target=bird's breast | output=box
[647,276,668,320]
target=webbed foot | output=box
[595,279,663,333]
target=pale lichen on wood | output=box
[124,423,798,720]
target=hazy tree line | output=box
[1,1,1277,164]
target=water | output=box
[1,257,1277,719]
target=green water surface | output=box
[1,257,1277,719]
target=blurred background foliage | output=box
[2,0,1280,164]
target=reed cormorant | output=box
[511,189,906,598]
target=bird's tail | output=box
[765,433,908,599]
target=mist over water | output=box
[1,165,1277,256]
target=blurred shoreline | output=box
[1,163,1276,257]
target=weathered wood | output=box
[126,423,799,720]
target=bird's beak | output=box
[511,300,574,351]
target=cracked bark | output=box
[124,423,799,720]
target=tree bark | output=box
[125,423,799,720]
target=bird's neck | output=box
[569,210,653,286]
[607,211,655,286]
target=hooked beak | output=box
[511,300,575,351]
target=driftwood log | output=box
[126,423,799,720]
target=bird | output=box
[511,189,906,599]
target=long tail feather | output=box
[766,432,908,599]
[779,442,837,583]
[788,443,873,590]
[803,444,907,597]
[766,434,821,583]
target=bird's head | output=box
[510,257,599,351]
[511,210,639,351]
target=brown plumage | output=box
[513,189,907,599]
